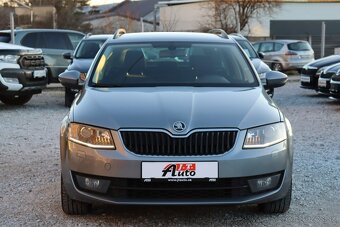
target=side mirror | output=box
[63,52,73,60]
[266,71,288,88]
[58,70,83,90]
[258,52,265,59]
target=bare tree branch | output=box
[205,0,281,33]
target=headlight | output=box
[316,66,327,76]
[0,55,19,64]
[243,122,286,149]
[68,123,115,149]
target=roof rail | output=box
[207,29,229,39]
[85,33,92,38]
[230,33,246,39]
[113,28,126,39]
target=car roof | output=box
[0,29,84,35]
[84,34,114,40]
[229,34,247,41]
[108,32,235,44]
[254,39,307,44]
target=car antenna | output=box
[207,29,229,39]
[113,28,126,39]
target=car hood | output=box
[251,58,271,74]
[323,62,340,75]
[0,42,42,55]
[72,87,281,132]
[67,58,93,73]
[305,55,340,69]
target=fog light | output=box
[75,175,110,193]
[3,77,19,84]
[248,174,281,193]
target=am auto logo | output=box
[162,163,196,177]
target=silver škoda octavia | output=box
[59,31,292,215]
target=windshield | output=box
[235,39,258,59]
[90,42,258,87]
[0,33,11,43]
[75,39,106,59]
[288,41,312,51]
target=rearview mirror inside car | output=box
[266,71,288,88]
[58,70,83,90]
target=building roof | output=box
[109,0,160,20]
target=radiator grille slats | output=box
[19,55,45,70]
[121,130,237,156]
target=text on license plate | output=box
[301,75,310,83]
[142,162,218,179]
[33,70,46,78]
[318,79,327,87]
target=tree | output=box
[29,0,91,32]
[206,0,281,33]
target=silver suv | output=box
[253,40,314,72]
[0,29,84,82]
[59,31,292,215]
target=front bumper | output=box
[318,78,331,95]
[300,73,318,89]
[330,80,340,98]
[60,127,293,205]
[0,68,47,94]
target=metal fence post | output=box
[321,22,326,58]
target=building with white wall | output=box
[159,0,340,57]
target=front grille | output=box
[321,72,335,79]
[301,68,317,76]
[107,178,251,200]
[19,55,45,70]
[121,130,237,156]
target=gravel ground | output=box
[0,81,339,226]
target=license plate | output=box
[301,75,310,83]
[33,70,46,78]
[318,79,327,87]
[142,162,218,180]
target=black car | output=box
[60,34,113,107]
[300,55,340,90]
[229,34,273,96]
[330,71,340,99]
[318,62,340,95]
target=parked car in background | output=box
[230,34,274,97]
[0,42,47,105]
[330,71,340,99]
[300,55,340,90]
[60,34,113,107]
[318,62,340,95]
[0,29,84,83]
[252,40,314,72]
[59,31,292,215]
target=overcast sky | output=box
[90,0,122,6]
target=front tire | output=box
[258,183,292,214]
[61,176,91,215]
[0,94,33,105]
